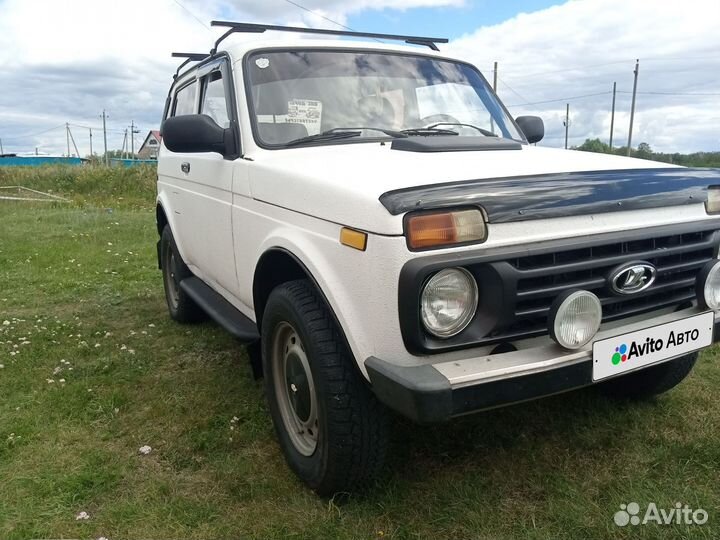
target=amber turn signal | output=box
[340,227,368,251]
[406,209,486,250]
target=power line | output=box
[280,0,383,43]
[501,59,637,79]
[1,124,65,141]
[506,91,612,108]
[618,90,720,97]
[171,0,212,32]
[497,76,531,104]
[499,54,720,79]
[282,0,355,31]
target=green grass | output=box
[1,166,719,539]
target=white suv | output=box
[157,21,720,495]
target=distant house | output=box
[137,130,162,159]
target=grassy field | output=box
[1,165,719,539]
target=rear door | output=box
[160,58,240,297]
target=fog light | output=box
[697,260,720,310]
[421,268,478,338]
[706,186,720,214]
[549,290,602,349]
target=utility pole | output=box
[627,59,639,156]
[121,129,128,159]
[101,110,109,166]
[89,128,93,159]
[129,120,140,159]
[563,103,570,149]
[490,61,498,134]
[66,122,70,157]
[609,81,617,150]
[0,138,3,155]
[67,125,80,158]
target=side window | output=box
[172,81,197,117]
[201,71,230,128]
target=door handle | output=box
[181,162,190,174]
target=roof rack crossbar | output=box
[171,52,211,79]
[172,52,212,60]
[209,21,448,52]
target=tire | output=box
[160,226,205,323]
[261,279,389,496]
[597,352,698,400]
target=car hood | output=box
[248,142,695,235]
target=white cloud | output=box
[448,0,720,152]
[0,0,717,155]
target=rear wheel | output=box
[597,352,698,399]
[262,279,389,496]
[160,226,205,323]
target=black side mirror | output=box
[161,114,235,156]
[515,116,544,144]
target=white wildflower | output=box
[75,511,90,520]
[138,445,152,455]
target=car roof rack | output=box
[209,21,448,53]
[171,52,211,79]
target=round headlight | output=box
[697,260,720,310]
[421,268,478,338]
[549,290,602,349]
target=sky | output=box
[0,0,718,156]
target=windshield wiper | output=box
[400,127,459,136]
[285,130,362,147]
[426,122,498,137]
[285,126,407,147]
[324,127,407,138]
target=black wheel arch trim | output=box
[254,247,369,381]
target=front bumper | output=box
[366,307,720,423]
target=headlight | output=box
[549,290,602,349]
[697,260,720,310]
[421,268,478,338]
[406,209,487,250]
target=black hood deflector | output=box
[390,135,521,152]
[379,167,720,223]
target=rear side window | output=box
[172,82,197,117]
[201,71,230,128]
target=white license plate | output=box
[592,312,714,381]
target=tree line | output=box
[574,139,720,168]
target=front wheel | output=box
[597,352,698,399]
[262,280,389,495]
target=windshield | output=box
[245,49,524,147]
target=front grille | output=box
[484,228,718,343]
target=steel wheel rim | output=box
[164,245,180,309]
[271,322,318,456]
